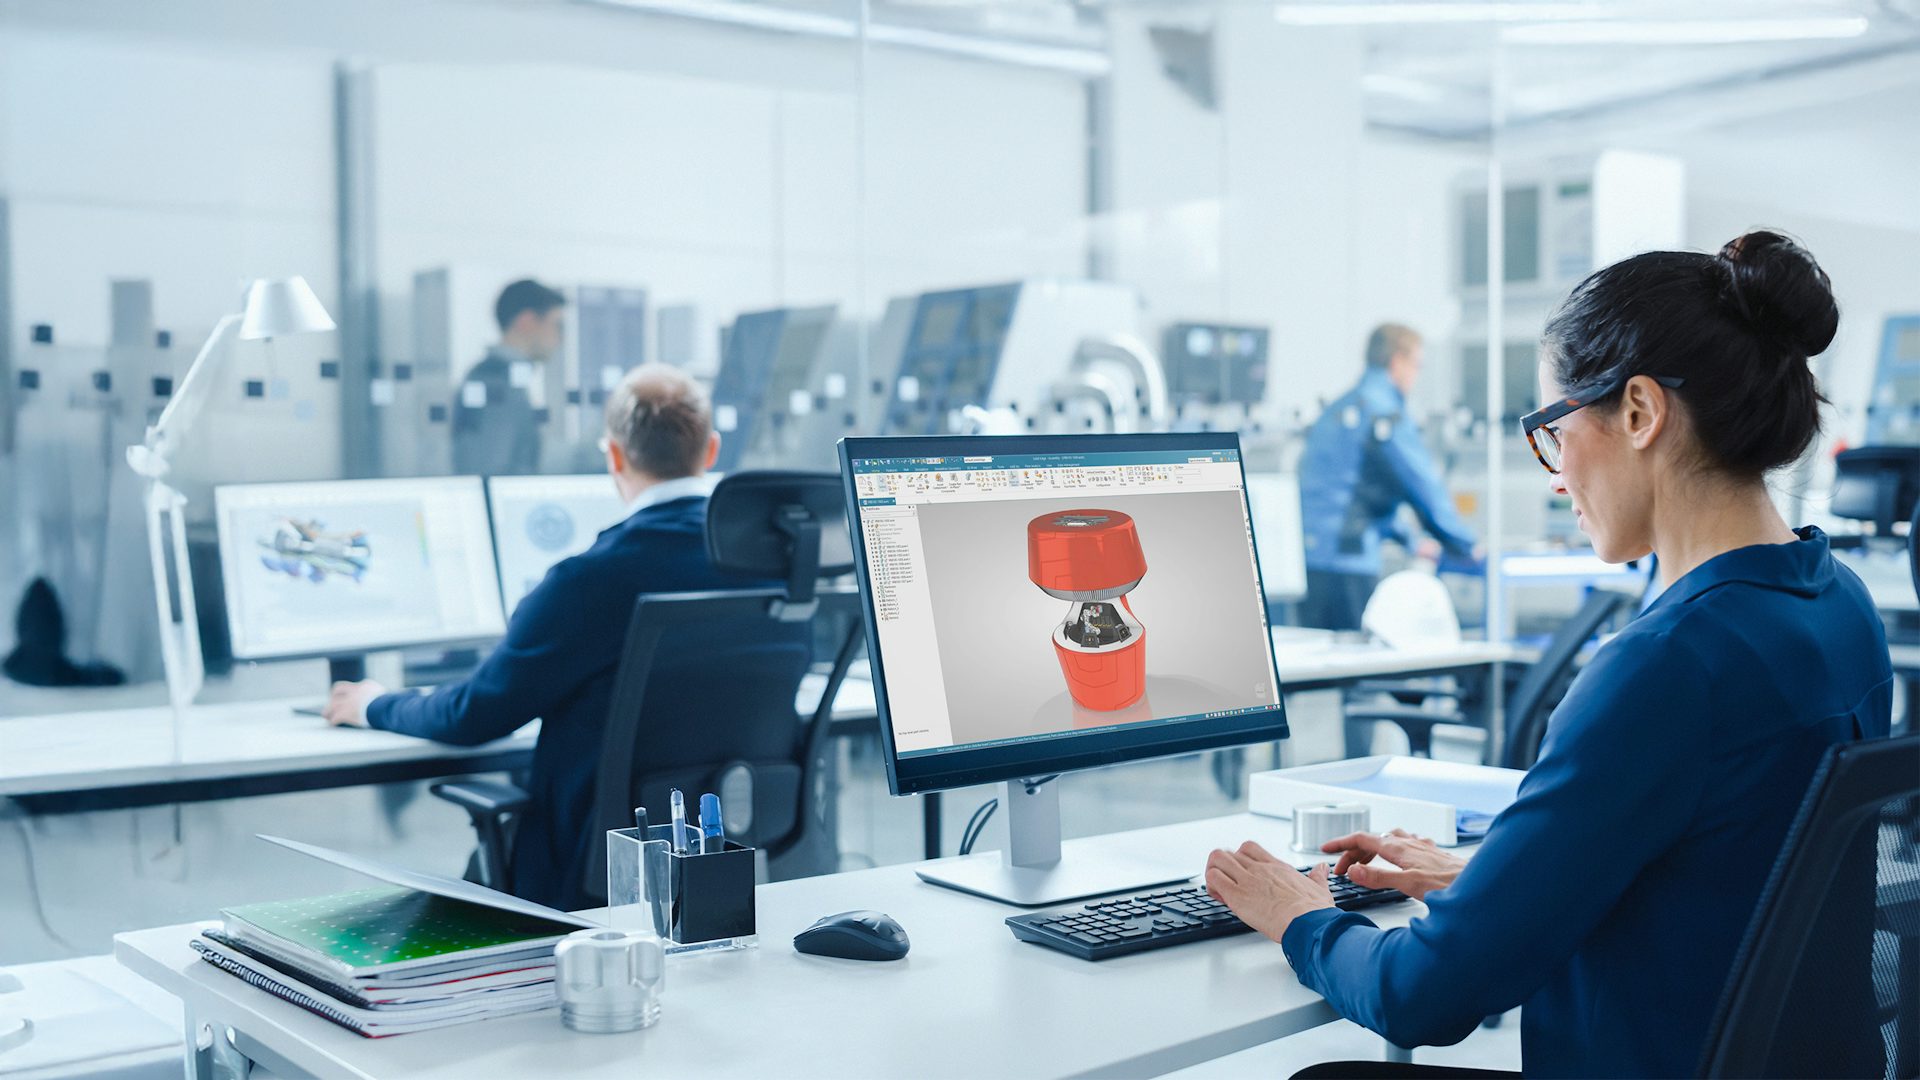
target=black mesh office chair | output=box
[1699,733,1920,1079]
[1340,588,1632,766]
[433,472,863,899]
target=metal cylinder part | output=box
[1292,802,1372,855]
[555,927,665,1034]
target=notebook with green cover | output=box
[221,886,581,978]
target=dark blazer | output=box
[369,495,790,909]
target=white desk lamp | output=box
[125,277,336,722]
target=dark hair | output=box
[494,279,566,332]
[1541,229,1838,478]
[1366,322,1421,369]
[605,364,712,479]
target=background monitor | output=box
[487,474,631,615]
[1243,472,1308,604]
[841,432,1287,905]
[214,477,507,664]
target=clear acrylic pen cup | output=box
[605,826,671,939]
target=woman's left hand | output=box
[1204,841,1336,944]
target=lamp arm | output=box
[127,312,242,479]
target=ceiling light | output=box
[1502,15,1870,44]
[1274,3,1610,26]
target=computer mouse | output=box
[792,910,910,961]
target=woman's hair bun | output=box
[1715,230,1839,359]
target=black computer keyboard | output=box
[1005,873,1406,961]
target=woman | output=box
[1206,231,1893,1078]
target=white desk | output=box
[1269,632,1514,692]
[117,812,1422,1080]
[1,673,876,814]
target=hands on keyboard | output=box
[1005,872,1406,961]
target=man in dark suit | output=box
[325,364,764,908]
[452,279,565,477]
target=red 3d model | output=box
[1027,509,1147,711]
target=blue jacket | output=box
[1281,527,1892,1077]
[1299,369,1476,576]
[369,496,780,910]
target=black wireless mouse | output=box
[792,910,910,961]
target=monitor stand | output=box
[326,655,367,684]
[915,779,1191,908]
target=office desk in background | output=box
[116,812,1430,1080]
[0,672,876,815]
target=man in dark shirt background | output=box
[452,278,565,476]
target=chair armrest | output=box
[430,778,530,893]
[431,778,531,819]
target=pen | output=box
[633,807,648,836]
[699,793,724,853]
[669,789,690,854]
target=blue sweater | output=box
[369,496,771,910]
[1280,527,1892,1077]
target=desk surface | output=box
[1,673,874,802]
[117,812,1423,1080]
[4,634,1513,803]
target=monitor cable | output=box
[957,774,1058,856]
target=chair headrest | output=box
[707,472,853,587]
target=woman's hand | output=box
[1320,828,1466,901]
[1204,841,1335,944]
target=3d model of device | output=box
[1027,509,1148,711]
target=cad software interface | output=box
[216,478,507,658]
[487,475,631,615]
[850,448,1280,759]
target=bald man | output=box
[324,365,799,907]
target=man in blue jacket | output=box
[1299,324,1478,756]
[323,364,765,909]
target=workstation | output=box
[2,2,1918,1077]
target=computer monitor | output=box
[214,477,507,681]
[840,433,1288,905]
[1243,472,1308,604]
[487,474,632,615]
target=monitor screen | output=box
[487,474,633,615]
[841,433,1287,795]
[214,477,507,659]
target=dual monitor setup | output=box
[212,472,660,683]
[216,431,1299,910]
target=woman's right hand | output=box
[1320,828,1466,901]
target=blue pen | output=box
[699,793,724,853]
[669,789,691,854]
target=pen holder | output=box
[606,826,757,955]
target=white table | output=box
[1,673,876,815]
[116,812,1426,1080]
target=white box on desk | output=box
[1248,755,1525,847]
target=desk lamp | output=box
[124,278,336,727]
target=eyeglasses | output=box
[1519,371,1685,475]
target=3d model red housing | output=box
[1027,509,1147,711]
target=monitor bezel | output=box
[839,432,1289,797]
[213,475,509,662]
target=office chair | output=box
[1699,733,1920,1079]
[1342,588,1631,765]
[433,472,863,899]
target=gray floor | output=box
[2,682,1521,1074]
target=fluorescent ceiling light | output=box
[1360,72,1454,102]
[1275,3,1609,26]
[576,0,1109,75]
[1502,15,1870,43]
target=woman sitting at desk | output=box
[1206,231,1893,1078]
